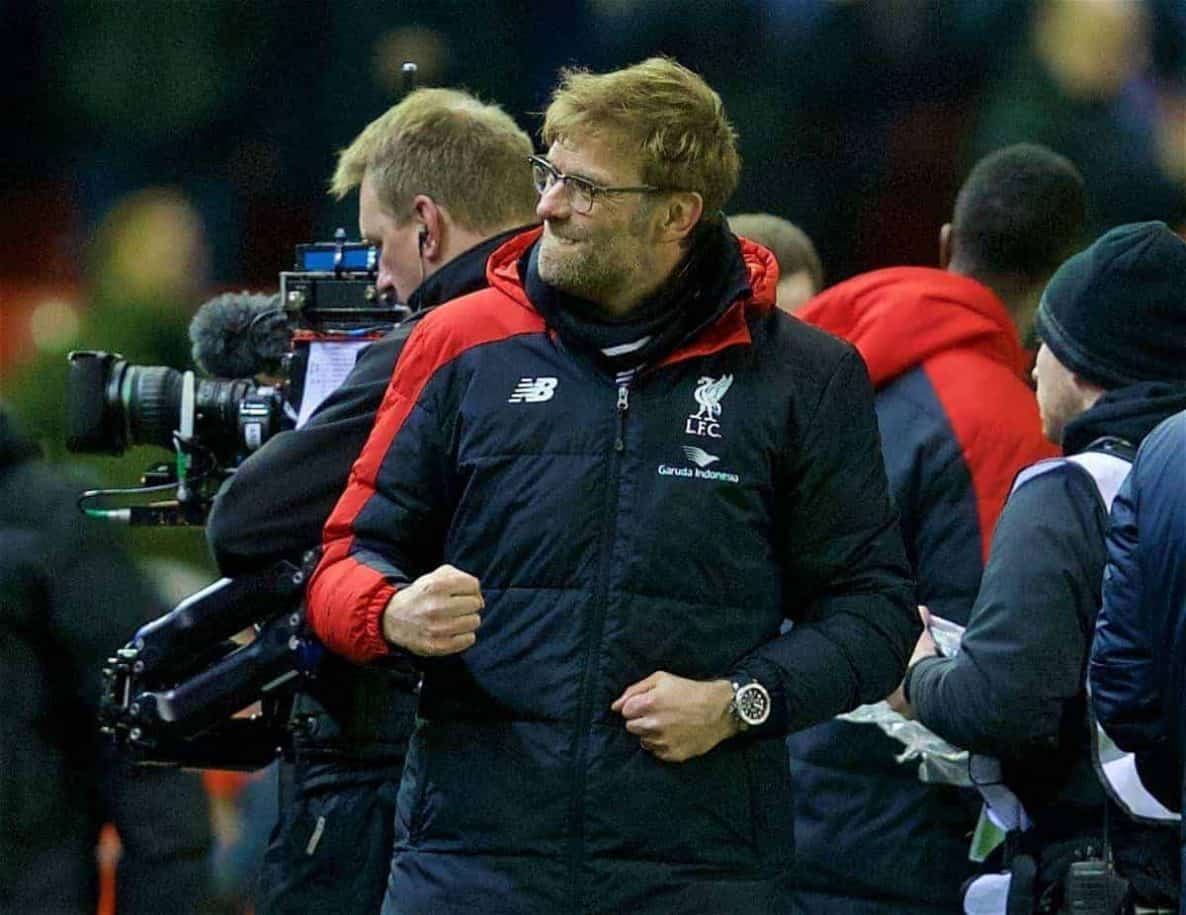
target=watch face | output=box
[736,682,770,726]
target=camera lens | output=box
[67,351,282,461]
[193,377,254,456]
[124,365,184,451]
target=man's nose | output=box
[536,181,570,221]
[375,259,396,297]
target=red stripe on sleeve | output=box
[306,288,545,661]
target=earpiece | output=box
[418,228,428,254]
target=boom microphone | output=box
[189,292,290,379]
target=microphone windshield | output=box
[189,292,288,378]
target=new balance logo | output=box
[681,445,720,468]
[508,377,558,403]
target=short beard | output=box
[538,238,619,304]
[537,206,651,306]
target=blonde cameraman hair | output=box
[331,88,537,232]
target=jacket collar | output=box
[407,225,534,314]
[1063,382,1186,454]
[486,224,777,368]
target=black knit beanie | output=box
[1034,221,1186,389]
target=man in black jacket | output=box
[307,58,918,914]
[204,87,537,914]
[0,408,213,915]
[893,221,1186,910]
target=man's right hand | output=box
[381,564,483,656]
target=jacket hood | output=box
[735,233,779,306]
[486,226,778,314]
[798,267,1027,388]
[1063,381,1186,455]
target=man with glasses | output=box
[205,88,537,915]
[307,58,917,914]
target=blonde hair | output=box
[331,88,537,232]
[542,57,741,215]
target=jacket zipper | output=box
[568,378,631,903]
[614,383,629,451]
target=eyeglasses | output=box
[529,155,662,215]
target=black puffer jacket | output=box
[308,227,918,914]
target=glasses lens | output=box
[531,161,552,195]
[569,179,594,214]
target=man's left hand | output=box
[611,671,737,763]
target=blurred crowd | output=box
[2,1,1185,913]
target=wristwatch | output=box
[729,676,771,731]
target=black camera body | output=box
[65,232,404,525]
[86,234,409,769]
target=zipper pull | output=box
[614,384,629,452]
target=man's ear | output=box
[412,195,445,262]
[939,223,953,270]
[659,191,704,243]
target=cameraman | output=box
[205,89,537,914]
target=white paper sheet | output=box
[296,340,372,428]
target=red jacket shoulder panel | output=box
[799,267,1025,388]
[924,351,1060,562]
[308,285,546,662]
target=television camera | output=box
[66,231,405,525]
[77,231,410,769]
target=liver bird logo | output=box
[693,375,734,420]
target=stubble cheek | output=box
[536,241,564,285]
[540,238,591,288]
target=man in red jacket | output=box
[793,143,1086,914]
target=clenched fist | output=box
[381,564,483,656]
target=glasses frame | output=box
[529,155,662,215]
